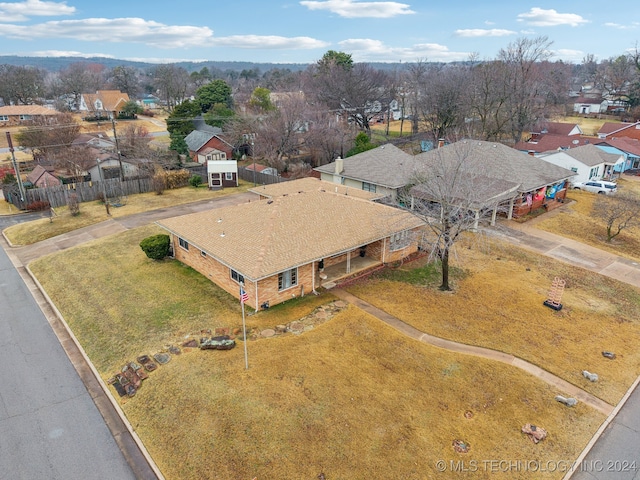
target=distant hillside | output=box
[0,55,312,73]
[0,55,416,73]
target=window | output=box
[178,237,189,250]
[19,115,32,121]
[589,166,599,179]
[278,268,297,290]
[362,182,376,193]
[225,172,233,180]
[0,115,8,121]
[231,269,244,284]
[390,230,410,251]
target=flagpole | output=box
[241,284,249,370]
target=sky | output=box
[0,0,639,65]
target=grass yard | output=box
[346,236,640,406]
[29,224,635,479]
[3,181,253,246]
[533,178,640,262]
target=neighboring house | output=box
[537,144,623,184]
[156,182,425,310]
[514,122,589,155]
[315,144,417,202]
[0,105,57,127]
[415,140,576,219]
[138,94,161,109]
[87,156,152,181]
[72,132,116,150]
[597,121,640,141]
[25,165,61,188]
[595,138,640,171]
[79,90,130,119]
[184,129,234,163]
[573,96,607,115]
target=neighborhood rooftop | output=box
[156,189,425,281]
[248,177,384,200]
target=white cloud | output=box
[455,29,516,38]
[0,0,74,21]
[0,17,215,48]
[604,22,639,30]
[338,38,470,62]
[552,49,584,62]
[517,8,588,27]
[0,17,330,52]
[29,50,115,58]
[300,0,414,18]
[212,35,329,50]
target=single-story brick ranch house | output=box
[156,180,425,310]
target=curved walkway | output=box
[332,289,615,416]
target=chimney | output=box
[334,156,344,174]
[437,138,445,149]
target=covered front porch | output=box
[317,255,382,288]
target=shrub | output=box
[68,193,80,216]
[26,200,50,211]
[140,234,170,260]
[153,169,191,194]
[189,175,202,188]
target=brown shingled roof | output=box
[0,105,57,116]
[157,190,425,281]
[248,177,384,200]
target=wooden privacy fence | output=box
[3,176,154,210]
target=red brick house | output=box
[0,105,58,127]
[157,181,425,310]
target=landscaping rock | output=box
[452,439,470,453]
[261,328,275,338]
[555,395,577,407]
[602,351,616,360]
[153,352,171,365]
[275,324,287,333]
[582,370,598,382]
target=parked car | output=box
[572,180,617,194]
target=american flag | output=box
[240,286,249,304]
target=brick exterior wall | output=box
[170,226,422,310]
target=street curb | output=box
[562,373,640,479]
[25,265,165,480]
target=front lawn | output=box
[28,225,634,479]
[4,182,253,246]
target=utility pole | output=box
[5,132,26,203]
[111,116,125,181]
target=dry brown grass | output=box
[28,223,626,479]
[534,179,640,261]
[124,308,603,480]
[347,236,640,406]
[3,181,253,246]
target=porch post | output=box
[346,250,351,274]
[508,198,515,220]
[473,210,480,231]
[491,206,497,226]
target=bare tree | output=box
[118,124,152,158]
[304,107,355,165]
[16,113,80,161]
[498,36,554,143]
[253,93,310,172]
[53,145,94,182]
[153,64,190,111]
[468,60,511,141]
[108,65,140,97]
[0,65,45,105]
[310,62,388,134]
[54,62,106,110]
[398,142,515,290]
[593,192,640,242]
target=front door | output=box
[210,173,221,187]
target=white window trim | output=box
[278,268,298,291]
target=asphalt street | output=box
[0,244,136,479]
